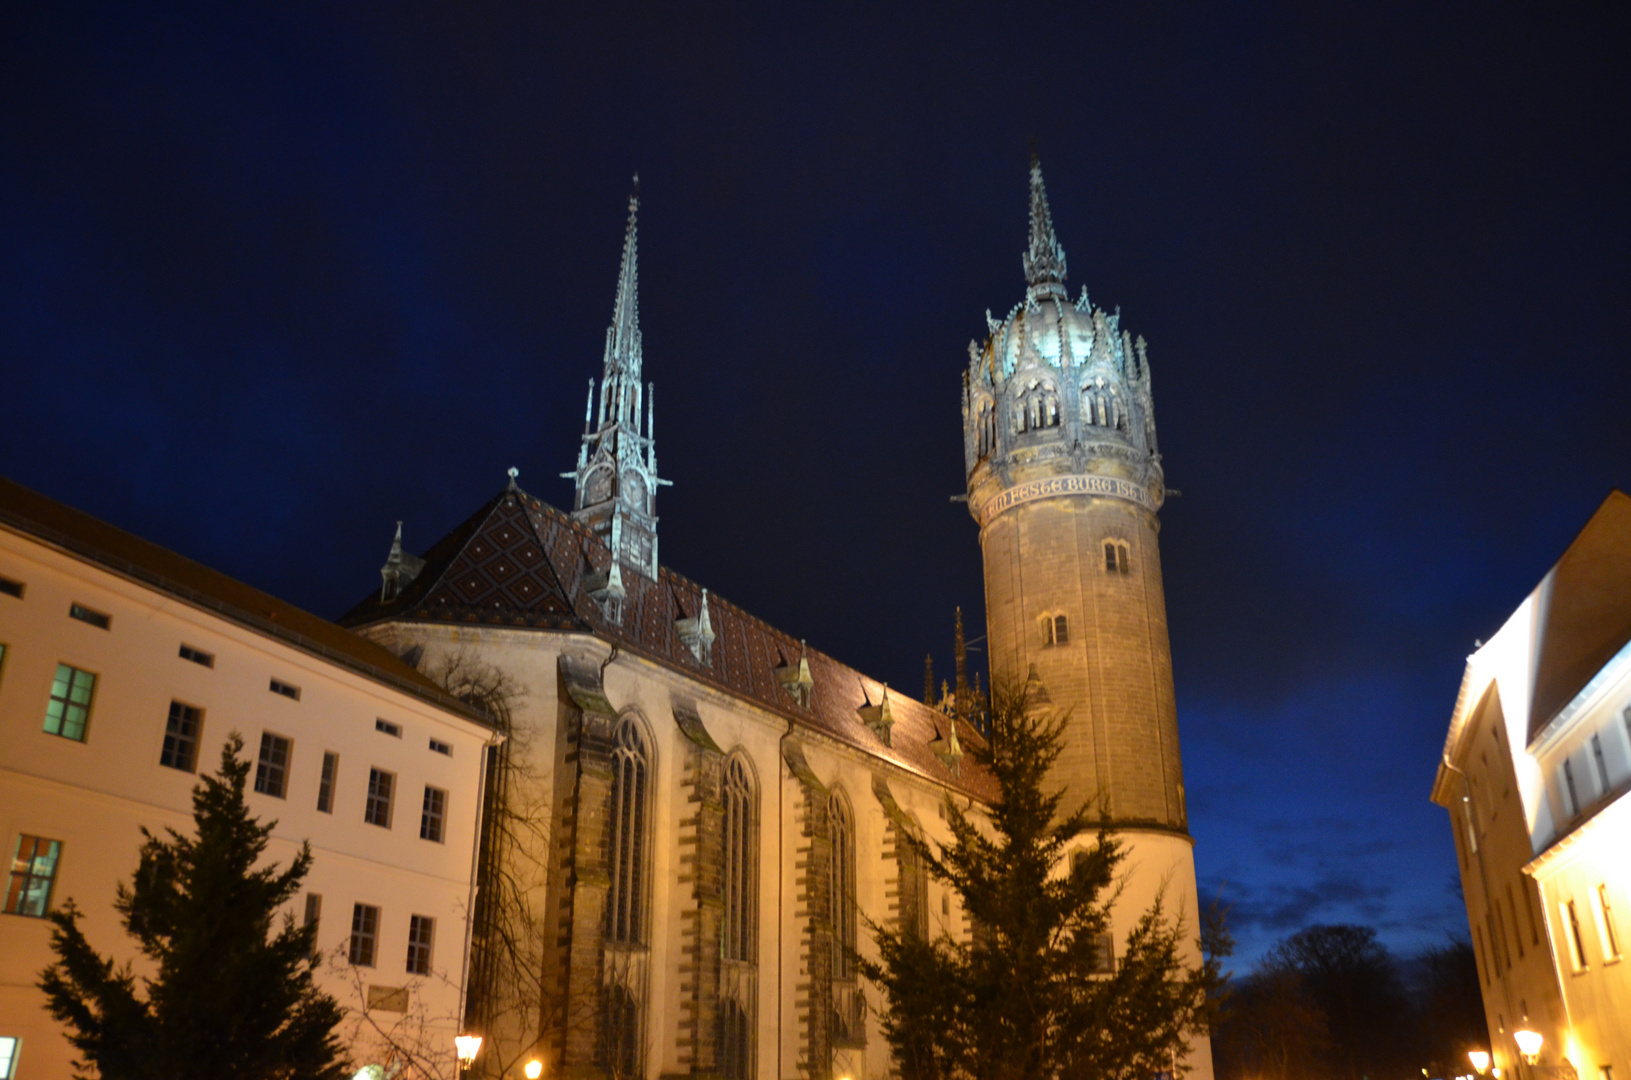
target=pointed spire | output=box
[379,521,424,602]
[1021,155,1068,293]
[605,174,642,382]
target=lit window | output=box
[254,733,292,798]
[0,1035,17,1078]
[4,835,61,917]
[608,719,650,944]
[0,574,23,598]
[160,701,203,772]
[419,786,446,843]
[375,718,401,738]
[269,678,300,701]
[365,769,395,828]
[722,755,757,963]
[44,663,96,741]
[316,752,338,814]
[429,738,452,757]
[349,903,379,966]
[178,644,214,668]
[68,603,110,630]
[406,914,434,975]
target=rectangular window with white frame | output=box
[349,903,379,966]
[160,701,203,772]
[316,751,338,814]
[5,835,62,918]
[406,914,434,975]
[419,786,446,842]
[365,769,394,828]
[254,732,292,798]
[44,663,96,741]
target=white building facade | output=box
[1433,490,1631,1080]
[0,476,499,1080]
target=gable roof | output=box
[1529,488,1631,742]
[342,485,995,800]
[0,474,492,729]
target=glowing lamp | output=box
[525,1061,544,1079]
[455,1033,483,1065]
[1513,1030,1543,1063]
[1469,1051,1490,1074]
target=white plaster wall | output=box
[0,530,493,1080]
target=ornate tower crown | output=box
[962,157,1162,526]
[565,176,670,578]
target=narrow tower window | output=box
[1053,614,1069,645]
[608,717,651,944]
[1104,541,1131,575]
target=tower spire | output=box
[1021,155,1068,294]
[606,175,642,389]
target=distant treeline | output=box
[1212,924,1485,1080]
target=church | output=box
[339,160,1210,1080]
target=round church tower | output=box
[964,162,1210,1074]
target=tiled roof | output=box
[341,485,994,800]
[0,475,494,730]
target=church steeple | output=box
[565,176,668,579]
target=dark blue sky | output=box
[4,3,1627,967]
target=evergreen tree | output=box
[860,687,1223,1080]
[39,735,347,1080]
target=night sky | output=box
[4,3,1627,968]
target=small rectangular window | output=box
[269,678,300,701]
[68,603,110,630]
[420,786,447,843]
[429,738,452,757]
[316,752,338,814]
[44,663,96,741]
[254,733,292,798]
[375,718,401,738]
[349,903,379,966]
[365,768,394,828]
[178,644,214,668]
[406,914,435,975]
[1053,614,1069,645]
[1104,542,1119,573]
[5,835,62,917]
[0,574,23,598]
[304,893,322,928]
[160,701,203,772]
[0,1034,18,1079]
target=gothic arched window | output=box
[600,983,641,1077]
[1053,614,1069,645]
[722,755,757,963]
[608,717,651,944]
[719,998,752,1080]
[829,792,857,979]
[1104,541,1131,576]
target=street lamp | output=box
[1513,1030,1543,1065]
[524,1061,543,1079]
[455,1033,483,1075]
[1469,1051,1491,1075]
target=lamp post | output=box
[524,1061,543,1079]
[1513,1030,1543,1066]
[1469,1051,1491,1075]
[455,1033,483,1077]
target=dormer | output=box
[675,588,715,666]
[858,684,897,745]
[777,648,814,708]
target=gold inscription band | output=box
[973,473,1160,525]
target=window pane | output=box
[160,701,202,772]
[254,733,290,798]
[349,903,379,966]
[365,769,394,828]
[5,835,62,917]
[317,752,338,814]
[406,914,435,975]
[419,786,446,842]
[44,664,95,741]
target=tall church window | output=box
[601,984,641,1077]
[1104,540,1131,575]
[722,755,757,963]
[608,717,651,944]
[719,998,752,1080]
[829,793,856,978]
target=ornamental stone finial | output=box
[1021,155,1067,293]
